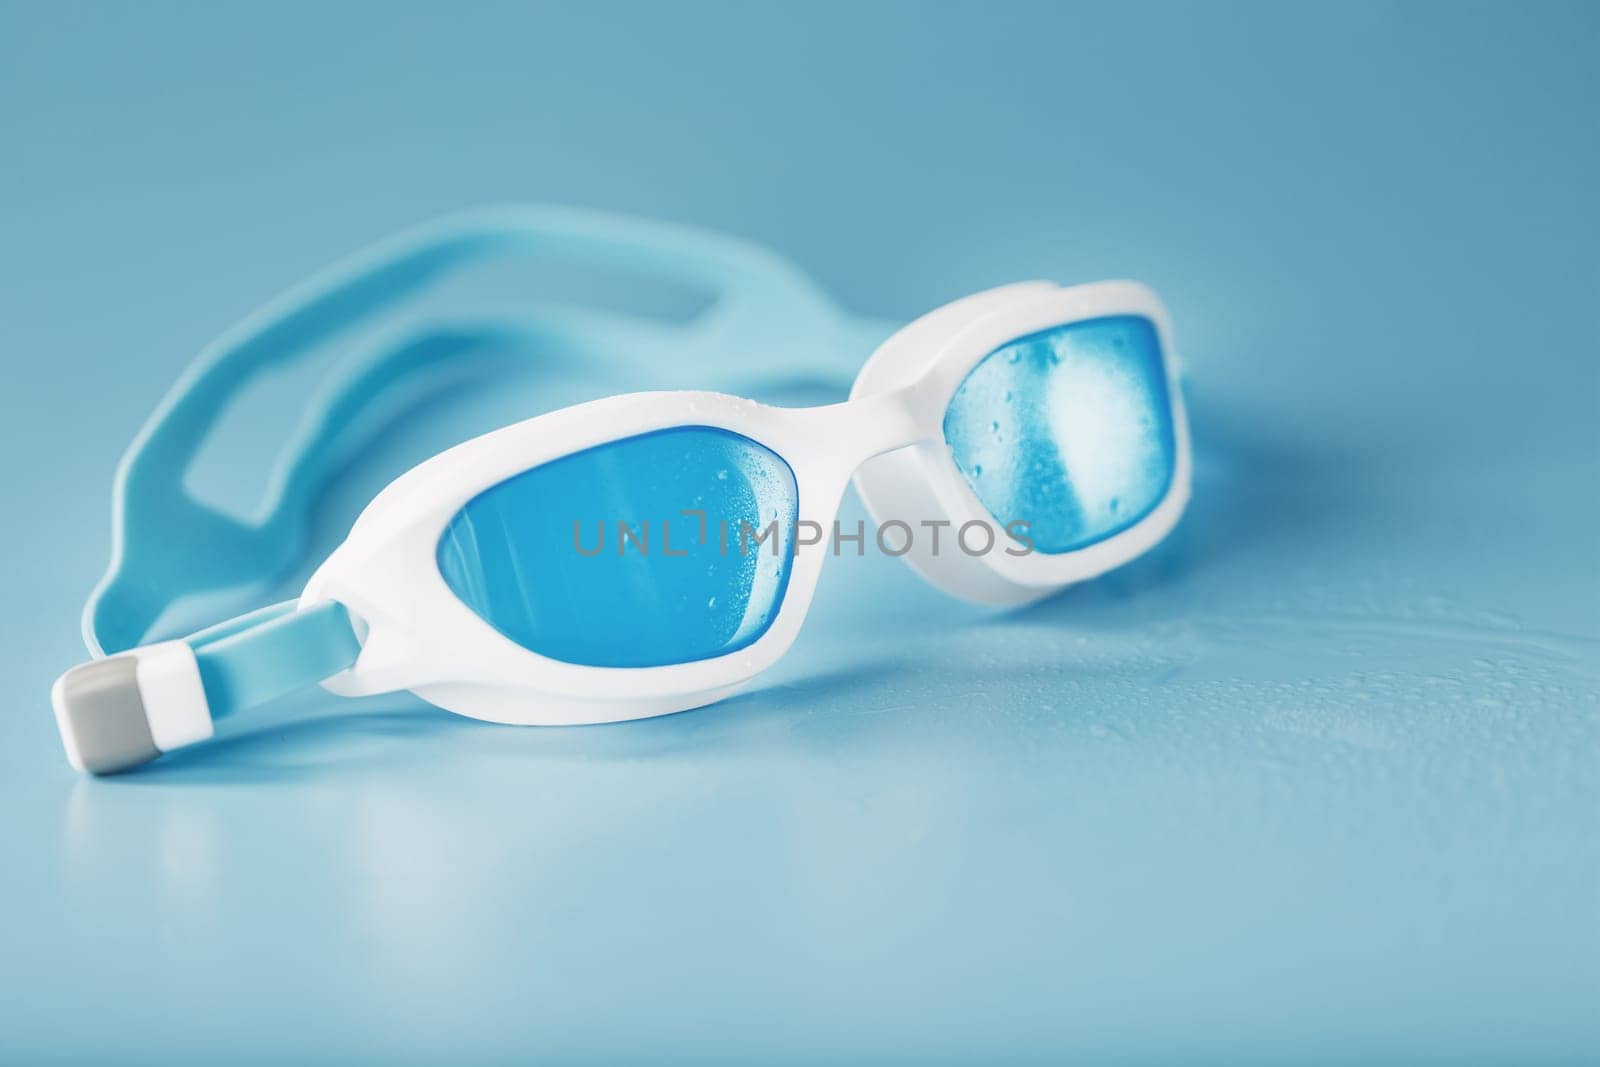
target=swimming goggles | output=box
[51,207,1191,774]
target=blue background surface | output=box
[2,2,1596,1061]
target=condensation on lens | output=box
[942,316,1176,554]
[437,426,798,668]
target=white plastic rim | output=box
[301,280,1190,725]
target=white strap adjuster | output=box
[50,641,214,775]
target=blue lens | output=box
[438,427,798,668]
[942,316,1176,554]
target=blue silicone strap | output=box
[185,600,362,720]
[79,206,884,727]
[85,206,852,659]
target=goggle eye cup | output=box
[438,427,799,668]
[942,316,1178,554]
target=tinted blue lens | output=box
[438,427,798,668]
[942,316,1176,554]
